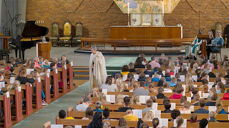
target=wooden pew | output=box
[86,104,229,112]
[44,73,51,104]
[104,92,225,99]
[52,68,59,99]
[14,87,23,122]
[0,92,12,128]
[68,63,74,90]
[54,119,229,128]
[24,83,33,116]
[35,79,42,110]
[68,111,229,121]
[61,65,68,93]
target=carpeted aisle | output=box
[12,81,90,128]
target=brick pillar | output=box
[15,87,23,122]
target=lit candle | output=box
[128,2,130,14]
[162,1,164,14]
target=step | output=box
[75,74,89,77]
[73,66,89,68]
[106,67,122,70]
[73,69,89,72]
[75,77,89,80]
[75,72,89,75]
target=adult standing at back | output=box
[208,31,224,59]
[149,56,160,70]
[89,46,107,89]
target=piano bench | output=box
[0,50,9,62]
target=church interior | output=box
[1,0,229,128]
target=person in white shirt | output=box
[76,97,90,111]
[101,76,118,92]
[179,101,191,114]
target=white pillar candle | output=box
[128,2,130,14]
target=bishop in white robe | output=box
[89,47,107,89]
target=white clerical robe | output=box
[89,51,107,89]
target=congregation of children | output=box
[51,53,229,128]
[0,55,72,127]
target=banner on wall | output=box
[113,0,180,14]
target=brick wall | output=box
[26,0,229,38]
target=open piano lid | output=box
[21,21,49,38]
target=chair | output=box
[0,49,9,62]
[211,46,222,62]
[72,22,83,47]
[59,21,72,47]
[50,23,59,47]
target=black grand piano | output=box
[14,21,49,60]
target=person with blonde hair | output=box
[101,76,118,92]
[116,118,128,128]
[142,111,154,121]
[131,95,140,105]
[123,109,138,121]
[180,96,187,106]
[216,100,227,114]
[209,111,217,122]
[216,82,225,93]
[163,82,172,93]
[179,101,191,114]
[98,93,107,104]
[116,94,124,105]
[207,88,220,100]
[103,121,111,128]
[193,94,200,106]
[142,99,153,113]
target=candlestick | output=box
[128,2,130,14]
[128,2,130,26]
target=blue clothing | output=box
[219,109,227,114]
[152,77,160,82]
[209,118,216,122]
[216,90,221,93]
[205,101,216,106]
[138,77,146,82]
[42,65,50,68]
[211,37,224,51]
[169,82,176,87]
[34,87,46,99]
[165,77,171,82]
[194,108,209,114]
[144,70,154,77]
[93,109,103,112]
